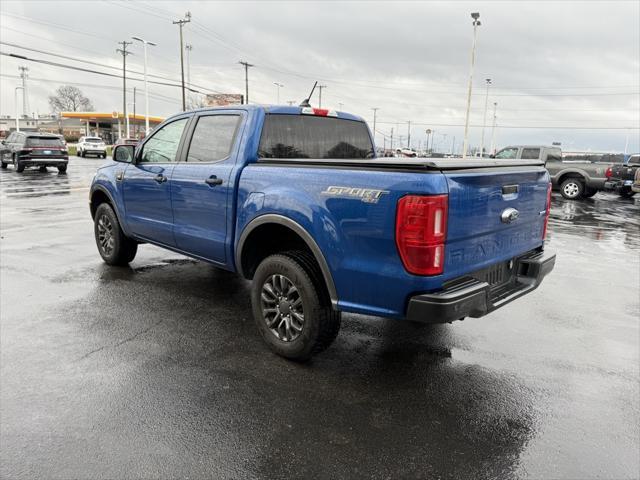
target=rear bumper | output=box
[604,179,633,191]
[406,249,556,323]
[19,158,68,167]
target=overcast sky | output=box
[1,0,638,152]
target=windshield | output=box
[259,115,374,160]
[26,137,64,147]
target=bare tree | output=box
[48,86,94,113]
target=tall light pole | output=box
[462,12,481,159]
[132,36,156,135]
[18,66,29,115]
[116,40,132,139]
[480,78,492,157]
[14,86,23,132]
[273,82,284,104]
[489,102,498,154]
[317,84,327,108]
[371,107,379,146]
[239,61,254,104]
[173,12,191,111]
[407,120,411,149]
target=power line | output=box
[0,42,223,95]
[375,121,640,130]
[0,51,221,95]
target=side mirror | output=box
[112,144,134,163]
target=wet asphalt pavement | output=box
[1,157,638,480]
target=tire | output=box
[251,251,341,361]
[560,178,584,200]
[39,166,47,172]
[57,165,67,174]
[583,188,597,198]
[15,156,24,173]
[81,150,85,158]
[619,188,636,199]
[94,203,138,266]
[1,162,6,169]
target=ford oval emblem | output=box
[501,208,520,223]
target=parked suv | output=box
[0,132,68,173]
[493,145,610,200]
[77,136,107,158]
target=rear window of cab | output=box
[258,114,374,160]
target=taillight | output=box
[605,166,612,178]
[395,194,448,275]
[542,182,552,241]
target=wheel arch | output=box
[556,170,588,187]
[236,214,338,307]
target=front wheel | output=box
[560,178,584,200]
[15,157,24,173]
[251,251,341,361]
[94,203,138,265]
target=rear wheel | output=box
[94,203,138,265]
[1,162,6,169]
[251,251,341,361]
[57,165,67,174]
[560,178,584,200]
[619,188,636,199]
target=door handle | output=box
[154,174,167,183]
[205,176,223,186]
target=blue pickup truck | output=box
[90,105,555,360]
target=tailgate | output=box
[443,166,549,279]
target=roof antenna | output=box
[299,81,318,107]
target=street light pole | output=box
[489,102,498,155]
[317,84,327,108]
[480,78,492,158]
[239,61,254,104]
[273,82,284,104]
[132,36,157,135]
[14,86,23,132]
[462,12,481,159]
[173,12,191,111]
[372,107,379,146]
[407,120,411,149]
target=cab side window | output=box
[186,115,240,163]
[495,147,518,159]
[139,118,189,163]
[521,148,540,160]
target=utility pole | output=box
[371,108,379,146]
[462,12,481,159]
[480,78,492,157]
[239,60,254,104]
[116,40,132,139]
[317,84,327,108]
[14,86,23,132]
[185,44,192,108]
[407,121,411,149]
[338,102,344,110]
[173,12,191,111]
[489,102,498,155]
[390,127,394,150]
[273,82,284,104]
[451,136,456,155]
[18,66,29,115]
[133,87,137,138]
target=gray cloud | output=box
[1,0,638,152]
